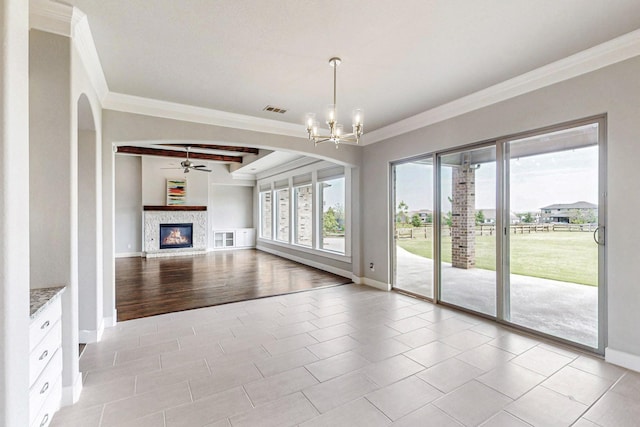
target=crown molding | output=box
[72,13,109,102]
[30,0,109,103]
[28,2,640,144]
[103,92,305,138]
[29,0,75,37]
[364,28,640,145]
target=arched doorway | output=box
[77,93,103,343]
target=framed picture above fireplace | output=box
[167,178,186,205]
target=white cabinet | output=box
[213,231,235,248]
[235,228,256,247]
[29,289,63,427]
[212,228,255,249]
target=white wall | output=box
[361,56,640,368]
[0,0,31,425]
[210,185,253,230]
[141,156,209,206]
[114,155,142,254]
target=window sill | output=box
[257,238,351,263]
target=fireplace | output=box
[159,223,193,249]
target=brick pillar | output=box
[451,166,475,269]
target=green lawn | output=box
[397,231,598,286]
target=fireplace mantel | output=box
[144,205,207,211]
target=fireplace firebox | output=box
[159,223,193,249]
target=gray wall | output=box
[210,185,253,229]
[361,56,640,361]
[29,30,72,288]
[114,155,142,253]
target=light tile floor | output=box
[52,284,638,427]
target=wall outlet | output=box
[369,262,375,271]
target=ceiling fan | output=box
[163,146,212,173]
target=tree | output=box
[475,210,485,225]
[444,211,453,227]
[396,200,409,224]
[333,203,345,229]
[569,209,597,224]
[323,207,340,234]
[522,212,535,223]
[411,214,422,227]
[445,197,453,227]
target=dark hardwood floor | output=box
[116,249,352,321]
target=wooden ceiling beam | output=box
[116,146,243,163]
[160,143,259,154]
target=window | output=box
[294,185,312,247]
[275,188,290,242]
[319,176,345,253]
[259,190,272,239]
[257,163,350,260]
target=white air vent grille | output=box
[263,105,287,114]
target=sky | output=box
[395,145,598,213]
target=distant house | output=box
[476,209,520,224]
[540,201,598,223]
[408,209,433,224]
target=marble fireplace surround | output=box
[143,206,207,258]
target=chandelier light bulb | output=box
[352,109,363,126]
[326,104,336,124]
[305,113,316,131]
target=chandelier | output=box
[305,57,364,147]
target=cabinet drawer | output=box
[29,299,61,352]
[29,349,62,426]
[29,321,61,387]
[30,378,61,427]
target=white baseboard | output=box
[78,318,105,343]
[115,252,142,258]
[257,245,353,280]
[104,310,117,328]
[61,372,83,406]
[605,347,640,372]
[357,277,391,291]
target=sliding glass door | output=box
[504,122,603,348]
[438,145,497,316]
[393,118,605,352]
[392,158,434,298]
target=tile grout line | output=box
[568,370,629,426]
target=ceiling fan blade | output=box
[161,167,183,169]
[190,167,212,172]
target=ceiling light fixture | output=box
[305,57,363,147]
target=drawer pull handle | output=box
[40,413,49,427]
[40,320,50,330]
[40,381,49,394]
[39,350,48,360]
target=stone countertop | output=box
[30,286,65,320]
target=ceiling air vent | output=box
[263,105,287,114]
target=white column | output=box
[0,0,31,425]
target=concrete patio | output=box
[394,246,598,348]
